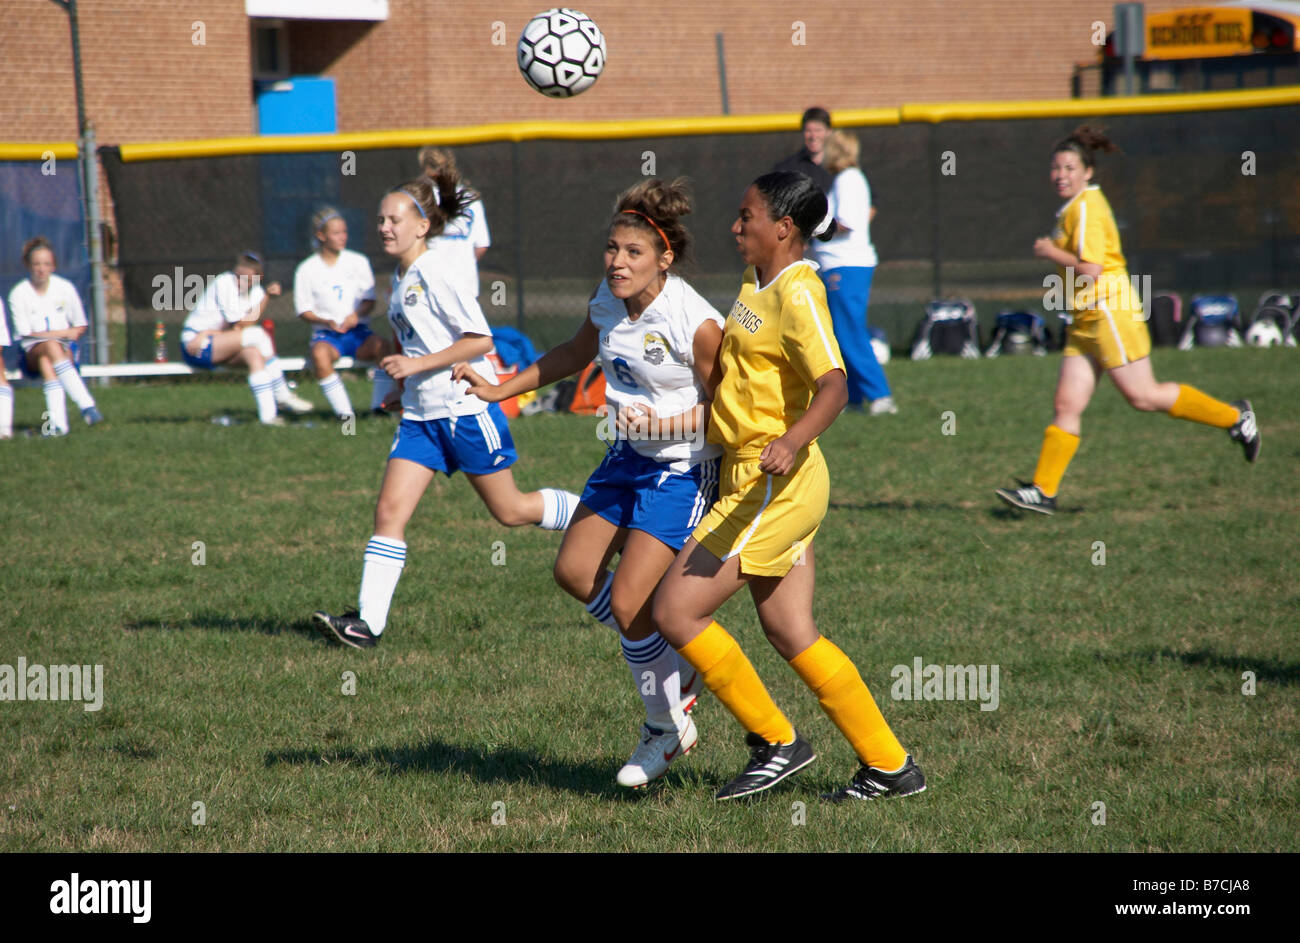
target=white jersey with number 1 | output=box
[387,248,495,422]
[588,273,724,464]
[8,275,87,352]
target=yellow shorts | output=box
[693,443,829,577]
[1063,308,1151,370]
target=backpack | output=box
[985,311,1048,358]
[1180,295,1242,350]
[911,299,980,360]
[568,360,607,415]
[1148,292,1182,347]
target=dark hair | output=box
[610,177,693,267]
[393,169,475,238]
[801,106,831,129]
[22,236,55,266]
[751,171,837,242]
[1052,125,1120,169]
[234,250,264,275]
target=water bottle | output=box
[154,320,167,363]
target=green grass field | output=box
[2,348,1296,852]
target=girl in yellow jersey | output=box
[996,126,1260,515]
[652,172,925,802]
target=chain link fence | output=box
[101,103,1299,362]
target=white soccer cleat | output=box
[276,391,315,414]
[616,715,698,789]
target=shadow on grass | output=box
[1141,648,1300,687]
[124,612,319,638]
[264,738,627,798]
[987,504,1087,519]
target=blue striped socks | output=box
[53,359,95,410]
[319,372,354,418]
[539,488,580,531]
[42,380,68,433]
[0,384,12,438]
[247,369,278,423]
[359,536,406,634]
[585,570,618,630]
[621,631,682,727]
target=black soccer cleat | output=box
[822,754,927,803]
[715,731,816,801]
[995,483,1057,515]
[1228,399,1260,463]
[313,610,380,649]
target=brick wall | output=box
[5,0,1200,145]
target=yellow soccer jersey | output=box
[1052,185,1141,320]
[708,261,844,458]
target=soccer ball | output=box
[517,8,606,98]
[1245,320,1283,347]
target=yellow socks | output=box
[1032,424,1080,498]
[789,637,907,772]
[678,621,794,745]
[1168,384,1239,429]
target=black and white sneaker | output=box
[995,483,1056,515]
[313,610,380,649]
[823,754,927,803]
[715,731,816,800]
[1228,399,1260,463]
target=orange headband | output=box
[620,210,672,254]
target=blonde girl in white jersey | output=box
[294,207,395,420]
[455,178,725,788]
[313,170,579,650]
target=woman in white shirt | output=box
[811,131,896,415]
[7,237,103,435]
[181,252,312,425]
[312,168,579,651]
[294,208,393,420]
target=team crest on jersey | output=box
[729,300,762,334]
[642,330,670,365]
[404,283,425,308]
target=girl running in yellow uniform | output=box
[652,171,925,802]
[996,127,1259,515]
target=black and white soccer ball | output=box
[517,8,606,98]
[1245,320,1283,347]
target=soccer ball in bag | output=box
[517,8,606,98]
[1245,320,1283,347]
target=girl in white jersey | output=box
[418,148,489,302]
[7,237,103,436]
[313,170,579,650]
[455,178,724,788]
[0,297,12,439]
[181,251,313,426]
[294,207,395,420]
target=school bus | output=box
[1078,1,1300,95]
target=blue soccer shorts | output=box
[580,440,720,550]
[388,403,518,477]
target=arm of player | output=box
[454,317,600,402]
[382,332,494,381]
[1033,238,1102,277]
[759,368,847,475]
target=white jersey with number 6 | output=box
[588,273,724,464]
[387,249,495,421]
[293,249,376,330]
